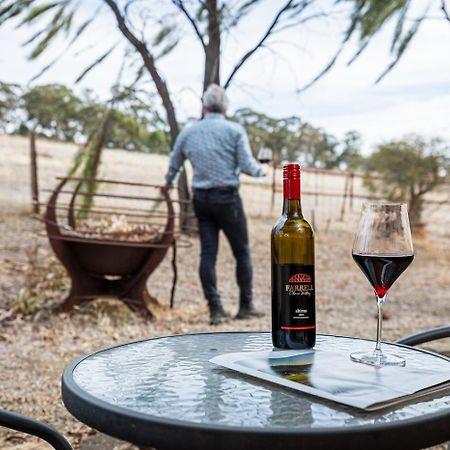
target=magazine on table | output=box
[210,347,450,411]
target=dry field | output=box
[0,135,449,449]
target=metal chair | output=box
[0,408,73,450]
[395,326,450,347]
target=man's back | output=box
[165,112,263,189]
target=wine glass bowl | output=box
[350,202,414,367]
[257,147,273,164]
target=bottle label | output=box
[273,264,315,330]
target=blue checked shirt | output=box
[165,113,264,189]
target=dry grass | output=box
[0,135,449,450]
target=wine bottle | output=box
[271,163,315,349]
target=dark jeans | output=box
[193,187,253,309]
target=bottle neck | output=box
[282,177,302,217]
[282,199,303,217]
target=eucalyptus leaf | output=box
[75,45,116,83]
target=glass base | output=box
[350,350,406,367]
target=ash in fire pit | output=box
[67,215,161,242]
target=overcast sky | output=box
[0,0,449,153]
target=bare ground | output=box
[0,135,449,449]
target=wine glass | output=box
[350,202,414,367]
[257,147,272,164]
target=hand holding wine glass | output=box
[257,147,272,179]
[351,203,414,367]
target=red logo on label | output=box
[288,273,311,283]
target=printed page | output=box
[210,348,450,411]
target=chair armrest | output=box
[0,408,73,450]
[395,326,450,347]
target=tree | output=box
[0,82,22,133]
[364,136,449,228]
[22,84,82,140]
[233,108,347,169]
[233,108,301,163]
[77,87,170,152]
[297,123,338,169]
[336,131,364,170]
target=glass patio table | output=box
[61,332,450,450]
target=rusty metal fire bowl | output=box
[43,177,183,319]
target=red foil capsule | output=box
[283,163,301,200]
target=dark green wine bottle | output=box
[271,163,316,349]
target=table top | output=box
[62,332,450,450]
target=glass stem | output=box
[375,295,386,353]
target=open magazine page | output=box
[210,346,450,411]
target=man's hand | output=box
[260,164,269,177]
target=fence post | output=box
[339,173,350,221]
[30,130,39,215]
[271,162,277,211]
[349,172,354,211]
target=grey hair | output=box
[202,84,229,113]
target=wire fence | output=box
[240,164,450,236]
[1,134,449,238]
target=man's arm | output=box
[235,126,265,177]
[164,131,187,185]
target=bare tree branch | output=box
[223,0,295,88]
[172,0,206,50]
[442,0,450,22]
[273,12,328,33]
[102,0,179,144]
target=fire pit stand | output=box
[44,177,179,319]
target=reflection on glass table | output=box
[62,332,450,450]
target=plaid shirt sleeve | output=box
[165,131,186,185]
[235,126,264,177]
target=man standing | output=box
[163,84,267,325]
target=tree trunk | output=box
[408,190,423,230]
[103,0,197,232]
[30,129,39,215]
[203,0,221,90]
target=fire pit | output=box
[44,177,182,319]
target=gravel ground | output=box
[0,135,449,449]
[0,211,449,450]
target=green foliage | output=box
[233,108,301,163]
[364,136,449,227]
[336,131,364,170]
[105,86,170,153]
[233,108,358,170]
[22,83,82,139]
[302,0,431,90]
[19,2,60,25]
[28,3,72,59]
[0,1,38,26]
[16,287,36,314]
[1,81,171,153]
[74,45,116,83]
[298,123,339,169]
[0,82,22,132]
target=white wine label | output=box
[273,264,315,330]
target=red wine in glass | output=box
[350,202,414,367]
[352,253,414,298]
[257,147,272,164]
